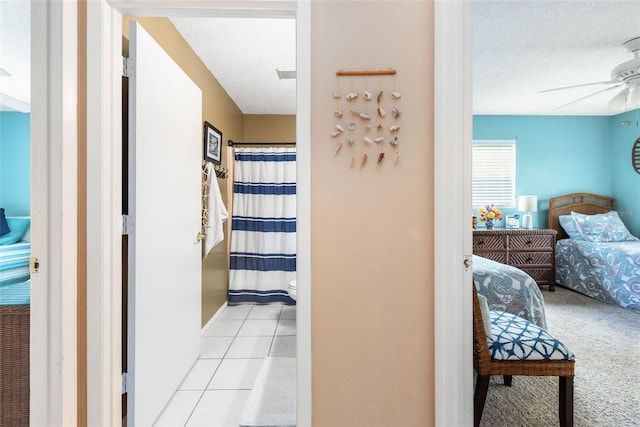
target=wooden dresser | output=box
[472,228,557,291]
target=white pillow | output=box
[559,214,584,240]
[571,210,639,242]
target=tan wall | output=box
[122,17,242,325]
[243,115,296,142]
[310,2,435,425]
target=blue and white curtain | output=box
[228,147,296,304]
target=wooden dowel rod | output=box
[336,69,397,77]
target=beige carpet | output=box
[479,286,640,427]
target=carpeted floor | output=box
[479,286,640,427]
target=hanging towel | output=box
[204,162,228,257]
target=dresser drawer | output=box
[509,234,554,250]
[473,228,557,290]
[473,235,505,250]
[477,252,507,264]
[509,252,552,266]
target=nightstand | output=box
[472,228,557,291]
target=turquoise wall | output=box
[609,111,640,236]
[473,115,612,229]
[0,112,30,216]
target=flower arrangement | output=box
[478,204,503,224]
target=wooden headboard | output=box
[548,193,616,240]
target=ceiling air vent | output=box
[276,69,296,80]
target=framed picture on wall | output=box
[203,121,222,165]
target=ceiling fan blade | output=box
[553,83,624,110]
[607,87,630,112]
[538,80,619,94]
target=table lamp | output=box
[518,195,538,229]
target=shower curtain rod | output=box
[228,139,296,147]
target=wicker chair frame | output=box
[473,285,575,427]
[0,304,30,426]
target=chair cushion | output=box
[488,311,575,361]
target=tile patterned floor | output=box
[153,304,296,427]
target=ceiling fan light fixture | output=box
[276,69,296,80]
[608,87,629,112]
[628,84,640,108]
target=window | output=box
[472,139,516,207]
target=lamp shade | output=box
[518,195,538,212]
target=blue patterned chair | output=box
[473,285,575,427]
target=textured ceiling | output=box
[0,0,30,112]
[169,16,296,115]
[473,0,640,116]
[4,2,640,116]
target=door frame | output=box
[434,2,473,425]
[34,0,471,425]
[84,1,313,426]
[31,1,79,425]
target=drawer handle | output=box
[526,240,533,246]
[526,257,533,263]
[478,240,485,245]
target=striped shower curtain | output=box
[228,147,296,304]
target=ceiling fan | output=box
[539,36,640,112]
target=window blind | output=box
[472,140,516,207]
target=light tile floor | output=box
[153,304,297,427]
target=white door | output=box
[127,21,203,426]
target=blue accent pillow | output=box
[0,217,31,245]
[488,311,575,361]
[559,214,583,240]
[571,211,639,242]
[0,208,9,236]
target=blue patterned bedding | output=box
[473,255,547,329]
[0,241,30,305]
[556,239,640,311]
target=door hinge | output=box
[30,257,40,273]
[122,56,134,78]
[122,372,131,394]
[122,214,132,235]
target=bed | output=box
[0,216,31,426]
[548,192,640,311]
[473,254,548,329]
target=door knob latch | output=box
[463,255,472,271]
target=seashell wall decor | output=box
[332,68,401,170]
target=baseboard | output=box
[201,301,228,334]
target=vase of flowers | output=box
[478,204,503,230]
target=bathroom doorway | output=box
[99,2,310,424]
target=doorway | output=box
[82,2,312,425]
